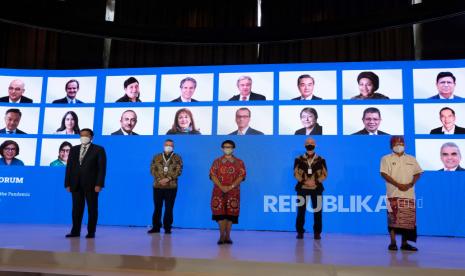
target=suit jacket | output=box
[111,129,138,135]
[294,124,323,135]
[438,165,465,172]
[438,165,465,171]
[0,96,33,103]
[65,143,107,192]
[52,97,84,104]
[229,127,264,135]
[429,94,463,99]
[430,125,465,134]
[228,92,266,101]
[291,95,322,100]
[352,128,389,135]
[171,96,198,102]
[116,95,141,102]
[0,128,26,134]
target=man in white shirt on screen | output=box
[430,107,465,134]
[229,107,264,135]
[171,77,198,102]
[439,142,464,171]
[111,110,138,135]
[428,72,462,99]
[352,107,389,135]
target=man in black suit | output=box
[292,74,322,100]
[428,72,462,99]
[228,76,266,101]
[111,110,139,135]
[439,142,465,171]
[0,109,27,134]
[0,79,33,103]
[352,107,389,135]
[229,107,264,135]
[65,128,107,239]
[171,77,199,102]
[430,107,465,134]
[52,79,84,104]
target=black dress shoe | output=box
[296,233,304,239]
[224,239,233,244]
[85,233,95,239]
[147,228,160,234]
[314,233,321,240]
[65,233,80,238]
[400,243,418,251]
[388,243,398,251]
[164,229,172,234]
[217,239,225,245]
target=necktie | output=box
[79,145,88,165]
[241,96,247,101]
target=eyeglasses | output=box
[60,149,71,153]
[4,147,17,152]
[236,115,250,119]
[8,87,22,92]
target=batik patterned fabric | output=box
[210,155,246,223]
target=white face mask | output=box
[223,148,233,155]
[164,146,173,153]
[393,145,405,154]
[80,136,91,145]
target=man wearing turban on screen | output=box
[380,136,422,251]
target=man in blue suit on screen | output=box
[429,72,462,99]
[229,107,264,135]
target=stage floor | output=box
[1,224,465,275]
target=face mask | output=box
[164,146,173,153]
[80,136,91,145]
[305,144,315,151]
[223,148,233,155]
[393,145,404,154]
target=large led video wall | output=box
[0,59,464,236]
